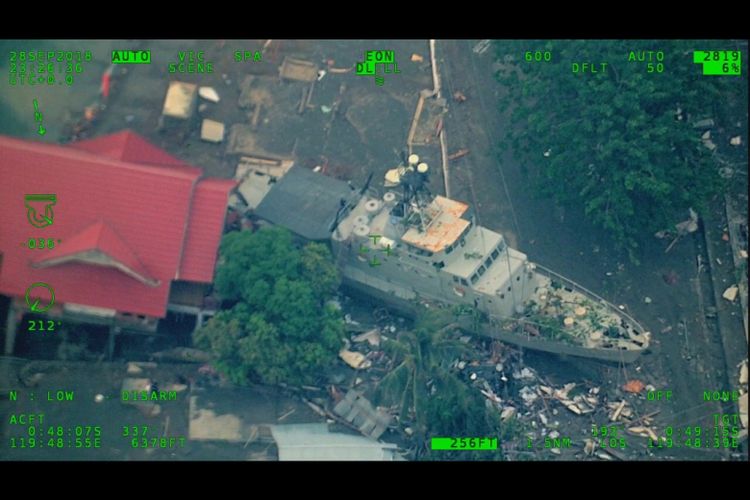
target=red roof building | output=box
[0,131,236,321]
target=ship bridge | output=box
[443,226,502,282]
[443,224,530,302]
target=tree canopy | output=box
[496,40,746,261]
[194,227,343,386]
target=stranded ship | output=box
[251,155,651,363]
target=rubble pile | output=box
[330,296,672,460]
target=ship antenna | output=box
[360,172,374,195]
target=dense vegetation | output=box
[194,227,343,386]
[496,40,747,261]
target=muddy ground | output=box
[0,39,746,461]
[439,40,748,460]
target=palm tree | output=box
[377,308,469,449]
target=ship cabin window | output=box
[498,241,507,252]
[484,256,492,268]
[453,275,459,283]
[477,265,486,277]
[500,293,505,299]
[516,275,521,281]
[433,261,445,270]
[460,238,466,247]
[407,245,433,258]
[507,286,511,291]
[460,278,469,286]
[445,243,454,254]
[491,248,500,260]
[470,273,479,285]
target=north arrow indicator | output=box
[25,282,55,313]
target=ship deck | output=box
[516,266,650,352]
[401,196,470,254]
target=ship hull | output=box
[340,271,645,364]
[465,319,645,364]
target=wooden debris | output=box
[435,117,443,137]
[723,285,739,302]
[298,87,308,114]
[339,349,372,369]
[447,148,469,161]
[500,407,517,421]
[627,426,659,441]
[277,408,296,422]
[305,80,316,109]
[279,57,318,82]
[247,103,261,130]
[352,328,381,347]
[304,399,327,418]
[583,438,597,456]
[610,400,627,422]
[602,447,627,461]
[627,410,661,427]
[328,66,353,74]
[239,155,281,167]
[480,388,503,404]
[200,119,225,143]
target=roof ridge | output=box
[0,134,201,180]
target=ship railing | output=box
[532,263,649,334]
[482,309,589,344]
[455,305,565,344]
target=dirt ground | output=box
[0,358,325,461]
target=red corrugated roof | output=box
[179,178,238,282]
[70,129,199,171]
[0,132,233,318]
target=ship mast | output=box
[397,154,433,233]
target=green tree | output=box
[194,227,343,386]
[496,40,746,261]
[421,378,509,461]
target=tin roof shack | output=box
[158,81,198,133]
[234,156,294,210]
[253,166,356,241]
[270,423,402,461]
[333,389,392,440]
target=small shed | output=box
[333,389,392,440]
[159,81,198,128]
[278,57,318,82]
